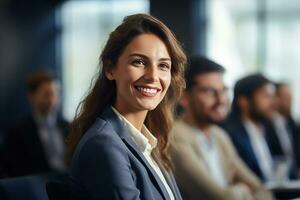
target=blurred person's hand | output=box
[232,183,254,200]
[254,187,275,200]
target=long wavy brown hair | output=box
[67,13,186,170]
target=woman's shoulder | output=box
[69,118,134,196]
[80,118,112,142]
[71,117,128,163]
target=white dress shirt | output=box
[272,112,293,161]
[243,120,274,181]
[194,127,227,187]
[112,107,175,200]
[34,112,66,171]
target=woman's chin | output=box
[137,103,159,111]
[134,98,161,111]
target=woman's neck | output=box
[113,106,147,131]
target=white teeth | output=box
[137,87,158,94]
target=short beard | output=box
[188,96,220,127]
[190,107,219,127]
[249,102,268,123]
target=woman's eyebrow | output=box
[128,53,148,59]
[129,53,171,62]
[159,58,171,62]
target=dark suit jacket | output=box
[286,117,300,168]
[272,116,300,178]
[5,114,69,177]
[70,107,182,200]
[221,115,284,181]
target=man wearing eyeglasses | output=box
[170,56,273,200]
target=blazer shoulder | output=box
[70,118,142,200]
[71,117,131,177]
[72,117,123,159]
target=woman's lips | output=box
[135,86,161,97]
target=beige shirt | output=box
[112,107,174,200]
[170,119,274,200]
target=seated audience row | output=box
[2,13,300,200]
[170,57,273,200]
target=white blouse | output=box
[112,107,175,200]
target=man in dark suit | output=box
[5,70,69,177]
[222,74,284,182]
[272,82,300,178]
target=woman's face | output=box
[106,33,172,113]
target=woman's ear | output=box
[104,60,116,80]
[105,68,115,80]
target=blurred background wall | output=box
[0,0,64,148]
[1,0,300,142]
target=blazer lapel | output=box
[122,139,170,200]
[100,107,170,200]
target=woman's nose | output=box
[143,65,159,82]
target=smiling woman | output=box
[106,33,172,121]
[67,14,186,199]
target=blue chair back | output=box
[0,174,49,200]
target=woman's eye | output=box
[159,63,170,71]
[132,59,145,66]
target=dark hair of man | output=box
[231,73,271,115]
[27,70,56,93]
[185,56,225,91]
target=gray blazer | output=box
[70,107,182,200]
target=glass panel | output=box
[58,0,149,120]
[265,0,300,118]
[206,0,258,92]
[207,0,300,119]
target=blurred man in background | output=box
[170,57,273,200]
[222,74,284,182]
[5,70,69,177]
[272,82,300,179]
